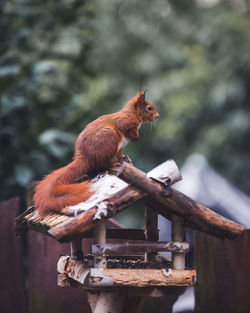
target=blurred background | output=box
[1,0,250,217]
[1,1,250,312]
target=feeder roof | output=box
[15,160,245,242]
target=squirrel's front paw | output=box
[119,154,133,165]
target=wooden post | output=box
[172,216,185,270]
[144,206,158,262]
[87,292,99,313]
[70,237,83,260]
[93,292,125,313]
[93,222,106,268]
[91,222,125,313]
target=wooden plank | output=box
[0,198,27,313]
[118,162,245,239]
[194,229,250,313]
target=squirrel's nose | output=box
[156,113,160,119]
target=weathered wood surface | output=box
[102,268,196,287]
[58,267,186,313]
[57,256,196,287]
[49,160,181,242]
[172,216,186,270]
[49,186,144,241]
[15,186,144,241]
[194,229,250,313]
[16,205,146,240]
[15,206,74,235]
[16,160,244,242]
[0,198,27,313]
[92,241,189,256]
[118,162,245,239]
[50,162,244,242]
[93,222,107,268]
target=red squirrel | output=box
[34,90,159,214]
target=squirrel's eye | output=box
[147,105,152,111]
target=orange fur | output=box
[34,159,93,214]
[34,90,159,214]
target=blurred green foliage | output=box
[1,0,250,213]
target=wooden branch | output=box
[48,205,99,242]
[57,256,90,285]
[118,163,245,239]
[141,197,173,220]
[99,268,196,287]
[49,160,244,242]
[141,197,173,221]
[49,187,139,242]
[92,241,189,256]
[49,160,181,242]
[57,256,196,288]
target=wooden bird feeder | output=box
[15,159,245,313]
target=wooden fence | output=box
[194,229,250,313]
[1,198,91,313]
[0,198,27,313]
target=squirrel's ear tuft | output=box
[137,88,148,100]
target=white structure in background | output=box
[176,154,250,228]
[159,153,250,313]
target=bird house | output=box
[15,159,244,313]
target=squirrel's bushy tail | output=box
[34,160,93,214]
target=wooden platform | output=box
[57,256,196,288]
